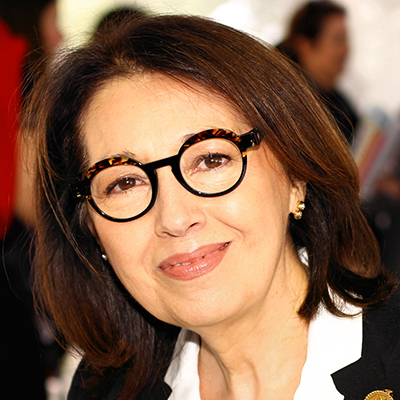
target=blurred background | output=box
[2,0,400,399]
[58,0,400,116]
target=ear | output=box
[289,180,307,215]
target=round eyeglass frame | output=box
[71,128,261,222]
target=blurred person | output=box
[0,0,62,61]
[0,16,46,399]
[277,0,358,144]
[25,15,399,400]
[0,1,62,398]
[0,0,62,100]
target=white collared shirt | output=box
[164,304,362,400]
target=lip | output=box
[157,242,230,281]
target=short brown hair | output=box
[25,14,396,399]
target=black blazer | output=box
[332,288,400,399]
[69,291,400,400]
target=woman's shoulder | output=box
[332,286,400,399]
[68,360,172,400]
[362,285,400,358]
[67,363,125,400]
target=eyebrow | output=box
[109,149,139,161]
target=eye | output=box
[203,154,224,168]
[116,177,137,191]
[197,153,231,170]
[105,176,144,195]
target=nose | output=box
[153,167,206,237]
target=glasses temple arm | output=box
[241,129,261,153]
[71,180,91,201]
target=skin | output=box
[14,1,62,227]
[83,74,309,399]
[296,14,349,90]
[38,1,62,53]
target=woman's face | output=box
[82,74,305,331]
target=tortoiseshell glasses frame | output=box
[71,128,261,222]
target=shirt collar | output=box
[164,330,201,400]
[164,304,363,400]
[294,303,362,399]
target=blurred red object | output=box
[0,18,28,238]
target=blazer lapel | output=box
[137,379,172,400]
[331,293,400,400]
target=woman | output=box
[25,15,399,400]
[277,1,358,144]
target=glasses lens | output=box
[180,138,243,195]
[90,165,152,219]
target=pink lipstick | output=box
[157,242,230,280]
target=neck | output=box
[196,257,309,400]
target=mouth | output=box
[157,242,230,281]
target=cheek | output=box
[95,222,161,307]
[91,212,152,275]
[217,159,293,245]
[248,161,293,219]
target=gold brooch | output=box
[364,389,394,400]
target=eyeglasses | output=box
[72,128,261,222]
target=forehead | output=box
[81,74,249,165]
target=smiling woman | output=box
[24,14,399,400]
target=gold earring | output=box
[101,253,108,261]
[293,201,305,220]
